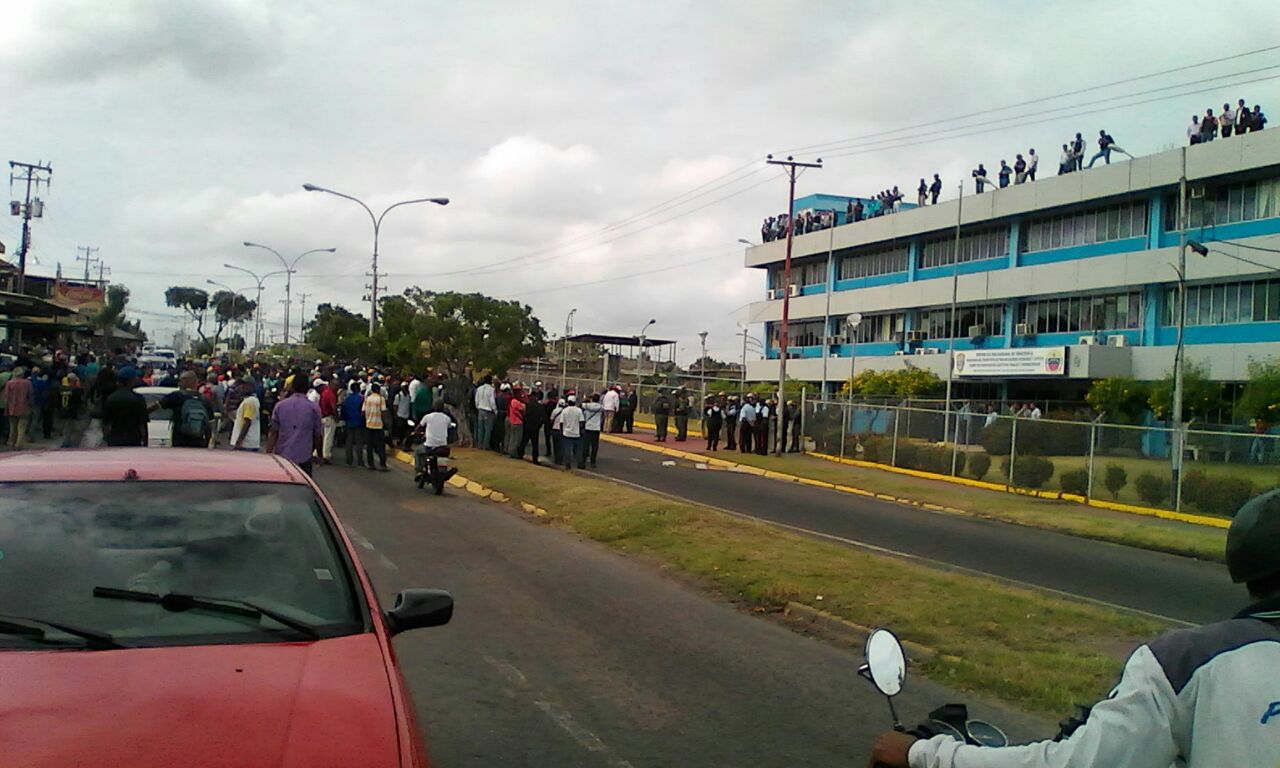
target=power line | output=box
[781,44,1280,154]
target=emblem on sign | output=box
[954,353,966,373]
[1046,354,1062,373]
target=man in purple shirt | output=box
[265,374,323,476]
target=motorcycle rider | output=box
[870,487,1280,768]
[413,402,456,484]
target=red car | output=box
[0,449,451,767]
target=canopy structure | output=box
[563,332,675,349]
[0,290,79,320]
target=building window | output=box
[1163,278,1280,326]
[916,303,1005,339]
[1163,176,1280,230]
[848,312,906,344]
[1022,291,1143,334]
[767,259,826,290]
[838,245,909,280]
[919,228,1008,269]
[1022,200,1149,253]
[768,319,827,348]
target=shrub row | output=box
[979,419,1091,457]
[1000,455,1055,488]
[1182,470,1259,517]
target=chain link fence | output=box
[801,398,1280,518]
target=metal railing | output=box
[802,398,1280,517]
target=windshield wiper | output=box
[92,587,321,639]
[0,614,128,649]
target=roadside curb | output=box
[622,419,1228,530]
[391,448,529,511]
[781,602,937,662]
[599,432,969,516]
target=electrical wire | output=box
[1205,248,1278,272]
[781,44,1280,154]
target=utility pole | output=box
[76,246,100,283]
[297,292,312,340]
[561,308,577,391]
[943,182,964,472]
[698,331,708,409]
[1172,148,1189,510]
[364,270,387,329]
[9,160,53,348]
[96,264,111,290]
[765,154,822,455]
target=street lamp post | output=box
[242,243,335,345]
[223,264,286,351]
[698,331,709,408]
[561,308,577,391]
[302,184,448,335]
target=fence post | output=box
[891,405,900,466]
[840,401,848,459]
[1086,420,1097,500]
[1008,415,1019,489]
[800,387,807,452]
[949,407,960,477]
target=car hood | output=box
[0,633,404,768]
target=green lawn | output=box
[457,448,1164,716]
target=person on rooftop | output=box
[998,160,1012,188]
[1188,115,1202,145]
[1220,102,1236,139]
[1201,108,1218,143]
[1014,154,1027,184]
[972,163,989,192]
[1086,129,1134,168]
[917,179,927,206]
[929,174,942,204]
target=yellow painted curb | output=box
[447,474,467,488]
[490,492,509,503]
[808,450,1230,529]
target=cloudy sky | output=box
[1,0,1276,362]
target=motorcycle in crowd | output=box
[406,418,458,495]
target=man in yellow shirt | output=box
[361,382,388,471]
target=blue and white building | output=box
[744,131,1280,401]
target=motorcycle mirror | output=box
[865,628,907,697]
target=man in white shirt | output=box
[230,379,261,451]
[580,393,605,468]
[474,374,497,451]
[408,376,422,402]
[1027,148,1038,181]
[601,385,620,432]
[556,395,585,470]
[1029,403,1043,420]
[413,403,457,484]
[738,397,757,454]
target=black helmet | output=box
[1226,488,1280,584]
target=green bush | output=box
[858,435,892,464]
[1103,464,1128,500]
[1183,472,1257,517]
[1000,455,1056,489]
[979,418,1090,457]
[1059,469,1090,496]
[1134,472,1169,507]
[893,442,919,469]
[890,442,964,476]
[968,452,991,480]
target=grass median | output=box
[620,433,1227,561]
[455,447,1166,715]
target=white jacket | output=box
[910,601,1280,768]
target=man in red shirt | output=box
[4,367,34,450]
[316,379,339,465]
[507,387,526,456]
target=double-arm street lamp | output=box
[242,242,335,345]
[223,263,286,350]
[301,183,449,334]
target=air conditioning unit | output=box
[1015,322,1033,336]
[906,330,927,343]
[787,284,801,298]
[1078,335,1100,346]
[925,347,943,355]
[767,288,783,300]
[968,324,986,339]
[829,351,842,358]
[914,348,929,356]
[893,350,907,356]
[823,335,843,346]
[1190,185,1207,199]
[1106,334,1128,347]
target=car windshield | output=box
[0,482,363,648]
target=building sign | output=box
[50,282,105,317]
[953,346,1067,377]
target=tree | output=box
[1085,377,1150,424]
[94,284,131,350]
[164,287,210,347]
[839,368,944,398]
[305,303,374,361]
[1147,361,1224,422]
[1236,357,1280,424]
[209,290,256,348]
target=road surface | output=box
[584,441,1238,626]
[314,462,1046,767]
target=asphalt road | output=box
[585,441,1239,626]
[314,461,1047,768]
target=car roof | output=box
[135,386,179,396]
[0,449,312,484]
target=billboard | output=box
[953,346,1067,377]
[50,282,105,317]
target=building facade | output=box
[744,130,1280,401]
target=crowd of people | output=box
[1188,98,1268,145]
[691,392,802,455]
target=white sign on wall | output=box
[953,346,1068,377]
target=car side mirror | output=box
[385,588,453,635]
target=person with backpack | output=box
[157,371,212,448]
